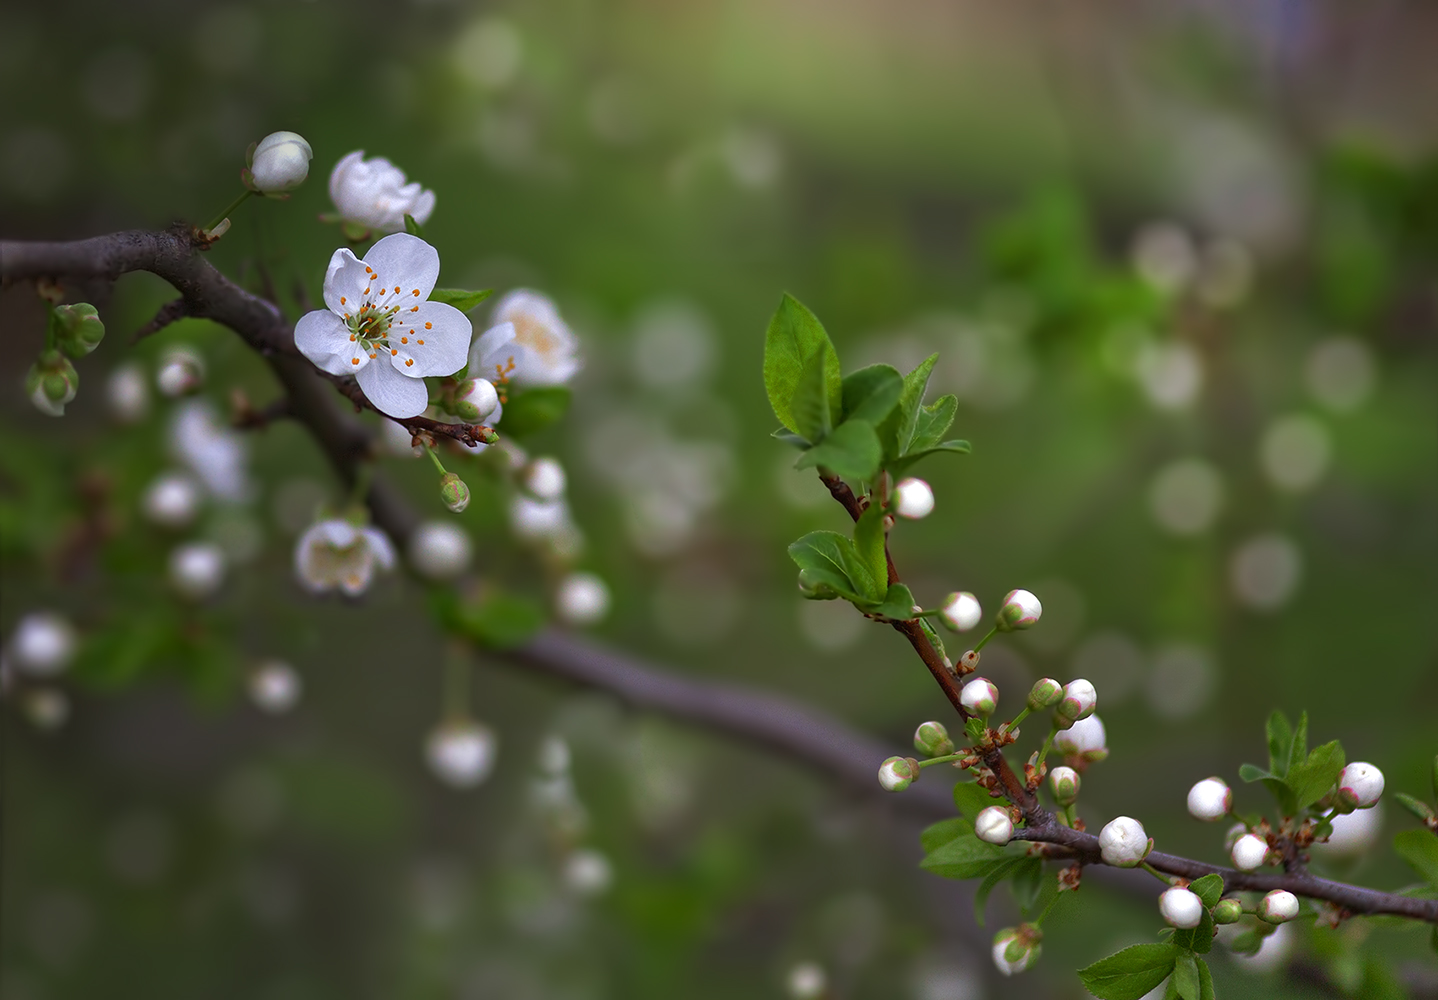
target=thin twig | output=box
[130,296,189,343]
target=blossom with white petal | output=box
[295,234,471,418]
[407,521,472,580]
[426,720,497,788]
[1054,713,1108,762]
[1258,889,1299,923]
[328,150,435,235]
[1336,762,1384,811]
[522,457,567,500]
[556,571,610,626]
[170,542,227,600]
[294,518,396,596]
[992,926,1041,976]
[509,493,570,541]
[1187,777,1233,821]
[940,591,982,632]
[893,477,934,519]
[1159,887,1204,929]
[169,401,252,502]
[563,848,613,896]
[975,806,1014,845]
[249,660,302,714]
[487,289,581,387]
[9,612,78,677]
[142,472,202,529]
[1231,832,1268,870]
[960,676,999,716]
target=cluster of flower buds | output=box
[992,924,1042,976]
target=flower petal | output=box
[336,546,375,596]
[322,246,370,318]
[361,527,397,570]
[296,309,369,376]
[469,321,518,378]
[411,189,436,226]
[329,151,365,207]
[389,301,471,377]
[362,233,440,303]
[355,357,429,418]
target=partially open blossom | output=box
[488,290,581,387]
[996,589,1042,631]
[1187,777,1233,821]
[1159,887,1204,928]
[142,472,202,529]
[426,719,497,788]
[556,571,610,626]
[1258,889,1299,924]
[1231,832,1269,871]
[26,351,77,416]
[408,521,472,580]
[169,542,226,600]
[992,926,1041,976]
[892,477,934,519]
[248,660,302,714]
[294,518,396,596]
[975,806,1014,845]
[1054,713,1108,762]
[913,720,954,758]
[9,612,77,677]
[1027,677,1064,711]
[52,303,105,357]
[878,755,919,792]
[1055,678,1097,724]
[248,131,312,193]
[1049,766,1080,806]
[940,591,982,632]
[296,234,471,419]
[1335,762,1384,811]
[1098,816,1151,867]
[960,676,999,716]
[329,150,435,235]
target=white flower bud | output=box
[1335,762,1384,811]
[1098,816,1151,867]
[24,687,70,732]
[1187,777,1233,821]
[9,612,78,677]
[563,848,613,896]
[1048,766,1080,806]
[877,755,919,792]
[522,456,567,500]
[1258,889,1299,924]
[556,571,610,626]
[425,720,497,788]
[1054,714,1108,762]
[1159,887,1204,929]
[1027,677,1064,711]
[156,346,205,397]
[913,720,954,758]
[893,477,934,519]
[407,521,473,580]
[785,962,827,999]
[142,473,202,529]
[452,378,499,424]
[996,589,1042,631]
[992,926,1041,976]
[106,363,150,423]
[168,542,226,600]
[249,131,312,193]
[960,676,999,717]
[939,591,982,632]
[975,806,1014,845]
[248,660,301,714]
[1230,832,1269,871]
[1055,678,1097,724]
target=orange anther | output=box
[424,322,432,329]
[351,358,359,365]
[340,296,347,305]
[394,286,400,293]
[412,289,420,296]
[401,337,408,343]
[405,359,413,366]
[391,348,398,356]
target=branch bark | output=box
[3,228,1434,925]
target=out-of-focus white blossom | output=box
[407,521,472,580]
[488,290,581,387]
[509,494,571,542]
[556,572,610,626]
[169,541,226,600]
[169,400,252,502]
[1054,714,1107,762]
[106,363,150,422]
[425,720,497,788]
[9,612,78,677]
[156,346,205,397]
[294,518,395,596]
[142,472,202,529]
[24,687,70,731]
[893,477,934,519]
[563,848,613,896]
[940,591,981,632]
[328,150,435,235]
[785,961,827,999]
[522,457,567,500]
[1313,804,1383,857]
[991,926,1040,976]
[248,660,301,714]
[1187,778,1233,821]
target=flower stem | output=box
[204,189,254,232]
[916,752,968,770]
[347,462,374,510]
[971,625,999,654]
[1140,862,1173,886]
[1001,707,1032,737]
[424,444,448,476]
[1035,730,1056,768]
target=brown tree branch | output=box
[3,228,1434,925]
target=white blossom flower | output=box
[328,150,435,235]
[1159,887,1204,929]
[1098,816,1151,867]
[295,234,471,418]
[940,591,981,632]
[425,720,497,788]
[142,472,202,529]
[509,493,570,541]
[785,962,827,999]
[563,848,613,896]
[294,518,396,596]
[1312,805,1383,857]
[156,345,204,397]
[248,660,302,714]
[893,477,934,519]
[407,521,472,580]
[488,289,581,386]
[1231,832,1269,871]
[249,131,312,193]
[9,612,78,677]
[169,542,227,600]
[1258,889,1299,923]
[522,457,567,500]
[1055,713,1108,762]
[106,363,149,422]
[974,806,1014,845]
[169,401,252,502]
[960,676,999,716]
[556,571,610,626]
[1187,777,1233,821]
[1336,762,1384,810]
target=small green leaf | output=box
[1173,952,1199,1000]
[771,426,810,449]
[428,287,493,313]
[789,347,835,443]
[1288,711,1309,774]
[1010,857,1045,911]
[1076,943,1178,1000]
[1394,829,1438,888]
[1196,957,1215,1000]
[852,501,888,600]
[1172,908,1214,954]
[794,419,882,481]
[763,294,842,436]
[788,531,876,603]
[1238,763,1275,783]
[886,438,972,477]
[498,386,571,437]
[797,566,865,603]
[840,364,903,427]
[1267,711,1293,778]
[909,393,957,452]
[1395,793,1437,822]
[1287,740,1345,810]
[919,830,1006,879]
[867,583,917,621]
[877,353,937,459]
[920,817,969,854]
[953,781,998,820]
[974,857,1026,925]
[404,213,423,235]
[431,589,544,649]
[1188,873,1223,909]
[1239,763,1296,816]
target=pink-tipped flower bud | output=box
[913,720,954,758]
[975,806,1014,845]
[439,472,471,514]
[1186,777,1232,821]
[893,477,935,519]
[960,676,999,717]
[1231,832,1268,871]
[1048,766,1080,806]
[1055,679,1097,724]
[1258,889,1299,924]
[1159,887,1204,929]
[992,925,1042,976]
[995,589,1042,631]
[1027,677,1064,711]
[878,756,919,792]
[1054,714,1108,762]
[1212,898,1243,924]
[1335,762,1384,811]
[452,378,499,424]
[1098,816,1152,867]
[940,591,982,632]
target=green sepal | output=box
[794,419,881,480]
[497,387,570,438]
[428,287,494,313]
[1076,943,1178,1000]
[762,293,841,437]
[404,213,423,236]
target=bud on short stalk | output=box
[913,721,954,758]
[1158,887,1204,929]
[1231,832,1269,871]
[975,806,1014,845]
[439,472,471,513]
[451,378,500,424]
[939,591,981,632]
[1187,777,1233,821]
[1212,898,1243,924]
[992,925,1041,976]
[26,350,78,417]
[1027,677,1064,711]
[995,588,1042,631]
[1098,816,1152,867]
[52,303,105,358]
[960,676,999,717]
[892,477,934,519]
[878,756,920,792]
[1048,766,1080,806]
[1054,714,1108,762]
[1335,762,1384,811]
[1258,889,1299,924]
[247,130,313,193]
[1055,678,1097,725]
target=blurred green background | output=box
[2,1,1436,998]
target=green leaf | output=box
[797,566,865,603]
[403,213,423,235]
[1196,957,1215,1000]
[1172,908,1214,954]
[974,857,1026,926]
[852,501,889,601]
[1173,953,1199,1000]
[840,364,904,427]
[886,438,973,477]
[1239,763,1296,816]
[428,287,493,313]
[1267,711,1293,778]
[1011,857,1045,911]
[763,294,841,436]
[877,353,937,458]
[1394,829,1438,888]
[1077,943,1178,1000]
[868,583,917,621]
[431,589,544,649]
[787,531,876,603]
[1188,873,1223,909]
[1395,793,1437,823]
[1288,711,1309,774]
[794,419,882,481]
[919,830,1006,880]
[920,818,969,854]
[789,347,836,443]
[771,426,810,449]
[498,386,571,438]
[953,781,999,821]
[1287,740,1345,810]
[909,394,957,452]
